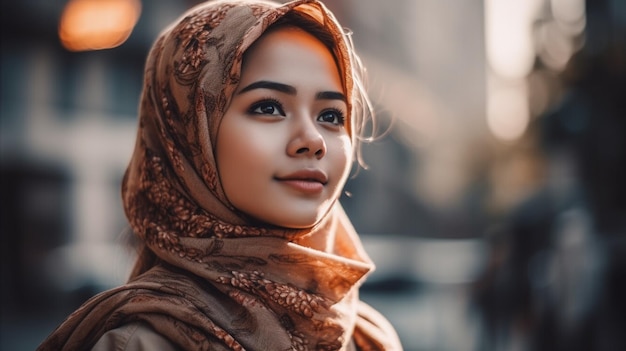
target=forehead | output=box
[239,26,344,92]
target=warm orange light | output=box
[59,0,141,51]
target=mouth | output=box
[274,169,328,194]
[275,169,328,184]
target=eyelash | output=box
[248,98,285,116]
[318,108,346,126]
[247,98,346,126]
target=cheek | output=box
[330,135,353,179]
[217,122,278,191]
[222,133,258,168]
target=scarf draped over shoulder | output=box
[37,0,402,350]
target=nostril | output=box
[315,149,323,156]
[297,147,309,154]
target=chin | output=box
[277,219,320,229]
[267,212,325,229]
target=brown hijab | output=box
[38,0,402,350]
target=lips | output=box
[274,169,328,194]
[275,169,328,184]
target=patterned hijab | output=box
[38,0,401,350]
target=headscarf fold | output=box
[38,0,402,350]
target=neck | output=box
[293,215,337,252]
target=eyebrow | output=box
[238,80,296,95]
[237,80,346,102]
[316,91,346,102]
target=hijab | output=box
[38,0,402,350]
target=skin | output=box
[216,26,352,229]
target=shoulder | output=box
[91,322,180,351]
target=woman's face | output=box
[216,26,352,229]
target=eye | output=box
[317,109,346,126]
[249,99,285,116]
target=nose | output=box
[287,118,326,159]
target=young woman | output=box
[38,0,402,350]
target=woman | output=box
[38,0,402,350]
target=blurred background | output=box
[1,0,624,350]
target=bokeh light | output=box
[487,83,530,141]
[485,0,542,79]
[59,0,141,51]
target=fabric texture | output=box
[91,322,179,351]
[37,0,402,350]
